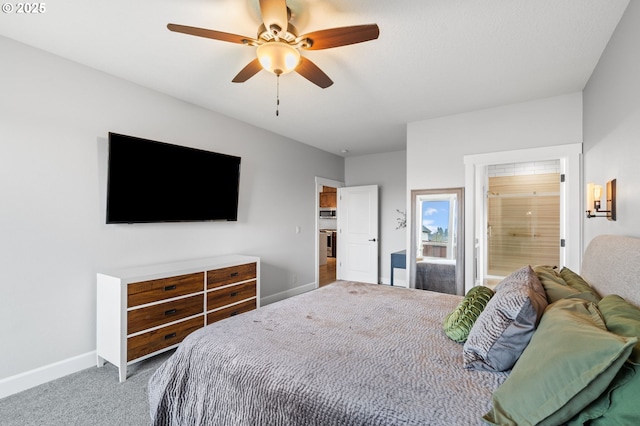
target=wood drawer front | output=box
[127,294,203,335]
[207,281,256,311]
[207,263,256,289]
[206,299,256,325]
[127,272,203,308]
[127,316,203,362]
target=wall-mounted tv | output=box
[106,132,241,223]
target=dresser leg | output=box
[119,366,127,382]
[97,354,106,368]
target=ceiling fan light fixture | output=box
[257,42,300,75]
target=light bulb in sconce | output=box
[593,185,603,208]
[586,182,594,211]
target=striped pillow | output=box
[463,265,548,372]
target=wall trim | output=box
[0,351,96,399]
[261,281,316,306]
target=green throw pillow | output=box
[483,298,637,426]
[560,267,601,301]
[533,265,577,303]
[443,285,494,343]
[599,294,640,363]
[568,295,640,424]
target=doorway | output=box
[463,143,583,292]
[315,177,343,288]
[319,185,337,287]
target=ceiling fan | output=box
[167,0,380,89]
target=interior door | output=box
[337,185,379,283]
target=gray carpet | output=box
[0,351,173,426]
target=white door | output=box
[337,185,379,283]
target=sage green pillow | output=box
[560,267,602,301]
[483,298,637,426]
[534,265,578,303]
[599,294,640,363]
[568,295,640,424]
[443,285,494,343]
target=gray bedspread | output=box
[148,281,508,425]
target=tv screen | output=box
[106,133,241,223]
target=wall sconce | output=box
[586,179,616,220]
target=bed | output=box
[415,258,456,294]
[148,235,640,425]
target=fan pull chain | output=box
[276,74,280,117]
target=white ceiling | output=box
[0,0,629,156]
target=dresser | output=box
[96,255,260,382]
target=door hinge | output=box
[560,239,566,247]
[560,174,565,183]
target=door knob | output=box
[368,238,377,242]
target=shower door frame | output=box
[463,143,583,292]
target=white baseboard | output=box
[0,283,317,400]
[261,281,316,306]
[0,351,96,400]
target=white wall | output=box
[407,93,583,191]
[583,0,640,247]
[345,151,406,284]
[407,93,583,288]
[0,36,343,384]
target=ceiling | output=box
[0,0,629,156]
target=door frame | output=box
[315,177,344,288]
[463,143,582,292]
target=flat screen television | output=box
[106,132,241,223]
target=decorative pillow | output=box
[533,265,577,303]
[443,285,494,343]
[483,298,637,426]
[568,295,640,425]
[463,265,547,372]
[599,294,640,363]
[532,265,564,285]
[560,267,601,301]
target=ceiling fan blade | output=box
[299,24,380,50]
[167,23,256,45]
[295,57,333,89]
[232,59,263,83]
[259,0,289,37]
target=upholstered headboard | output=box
[581,234,640,308]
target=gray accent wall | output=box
[0,36,344,382]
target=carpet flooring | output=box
[0,351,173,426]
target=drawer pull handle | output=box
[165,309,177,316]
[230,292,238,297]
[230,272,239,277]
[164,285,177,291]
[229,311,239,317]
[164,332,177,340]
